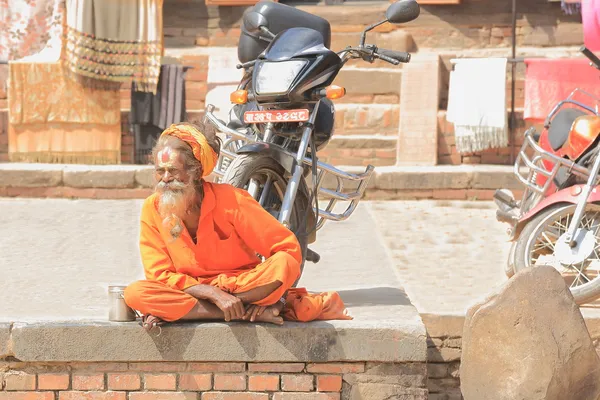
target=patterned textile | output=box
[8,62,121,164]
[62,0,164,93]
[0,0,65,62]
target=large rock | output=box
[461,266,600,400]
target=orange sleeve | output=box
[231,188,303,267]
[139,197,200,291]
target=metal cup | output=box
[108,285,137,322]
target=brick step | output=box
[334,103,399,135]
[318,135,397,167]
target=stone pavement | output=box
[368,200,511,316]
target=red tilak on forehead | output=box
[160,147,172,163]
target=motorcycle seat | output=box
[547,108,587,151]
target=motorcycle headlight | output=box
[255,60,307,95]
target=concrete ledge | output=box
[7,320,426,363]
[0,163,523,200]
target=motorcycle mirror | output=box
[244,11,269,35]
[386,0,420,24]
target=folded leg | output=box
[124,280,198,322]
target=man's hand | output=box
[184,284,245,322]
[211,289,245,322]
[244,304,267,322]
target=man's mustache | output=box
[156,180,187,192]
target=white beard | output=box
[156,180,196,240]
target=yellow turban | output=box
[160,123,218,177]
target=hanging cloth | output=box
[561,0,581,15]
[8,61,121,164]
[0,0,65,63]
[523,58,600,122]
[130,64,189,164]
[62,0,164,93]
[446,58,508,154]
[583,0,600,51]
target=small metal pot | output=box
[108,285,137,322]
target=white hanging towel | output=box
[446,58,508,154]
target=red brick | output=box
[186,69,209,82]
[59,393,126,400]
[466,189,495,201]
[185,81,208,101]
[38,373,70,390]
[107,373,141,391]
[438,154,462,165]
[130,393,196,400]
[272,393,340,400]
[214,374,246,391]
[178,374,212,391]
[72,375,105,391]
[188,363,245,372]
[201,393,269,400]
[248,375,279,391]
[248,364,304,373]
[306,364,365,374]
[375,148,397,159]
[432,189,467,200]
[462,155,481,164]
[144,374,176,391]
[4,373,36,391]
[0,394,54,400]
[316,375,342,392]
[281,375,314,392]
[373,94,399,104]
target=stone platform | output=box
[0,199,428,399]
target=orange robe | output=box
[124,181,351,322]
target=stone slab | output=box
[0,324,10,358]
[134,166,156,188]
[327,135,397,150]
[333,69,402,95]
[10,319,425,363]
[420,314,465,338]
[471,165,522,190]
[373,165,475,190]
[62,165,138,188]
[0,163,63,187]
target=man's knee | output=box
[123,280,149,310]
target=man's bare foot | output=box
[141,314,165,332]
[252,305,284,325]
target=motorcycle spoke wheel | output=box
[525,204,600,292]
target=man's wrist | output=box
[184,284,218,301]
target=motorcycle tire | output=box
[514,203,600,305]
[223,153,310,287]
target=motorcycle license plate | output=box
[243,109,310,124]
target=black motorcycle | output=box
[203,0,420,278]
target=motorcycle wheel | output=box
[514,203,600,304]
[223,153,310,287]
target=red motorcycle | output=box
[495,47,600,304]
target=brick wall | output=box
[0,361,429,399]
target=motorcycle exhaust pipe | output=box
[496,209,518,224]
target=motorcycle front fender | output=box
[236,142,298,175]
[513,184,600,239]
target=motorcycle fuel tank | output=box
[562,115,600,160]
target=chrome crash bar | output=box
[513,126,595,214]
[203,105,375,230]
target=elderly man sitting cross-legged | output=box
[124,122,351,331]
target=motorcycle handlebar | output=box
[376,48,411,64]
[581,46,600,70]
